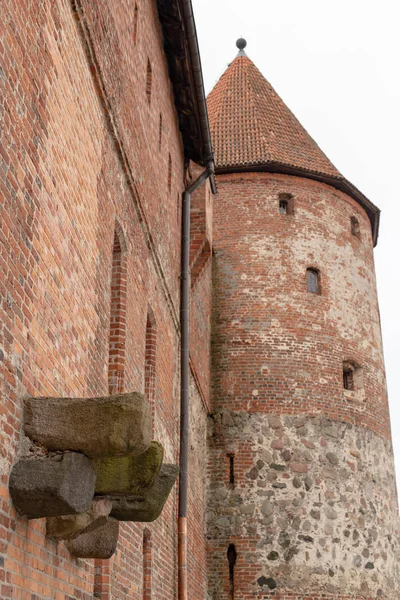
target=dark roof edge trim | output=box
[215,162,380,245]
[179,0,216,192]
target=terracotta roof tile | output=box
[207,53,380,244]
[208,54,341,175]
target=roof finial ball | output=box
[236,38,247,55]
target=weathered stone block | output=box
[24,392,151,458]
[95,441,164,495]
[9,453,95,519]
[46,498,113,540]
[66,519,119,559]
[109,464,179,522]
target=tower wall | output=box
[207,172,399,598]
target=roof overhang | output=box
[215,162,380,246]
[156,0,215,182]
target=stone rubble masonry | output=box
[0,0,211,597]
[207,171,399,598]
[207,412,400,598]
[9,452,96,519]
[24,392,152,458]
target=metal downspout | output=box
[178,164,213,600]
[180,0,217,193]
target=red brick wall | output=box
[211,172,390,437]
[189,164,213,408]
[0,0,210,598]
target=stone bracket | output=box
[109,464,179,522]
[9,453,96,519]
[24,392,152,458]
[8,392,178,559]
[46,498,113,540]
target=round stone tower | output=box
[206,41,399,599]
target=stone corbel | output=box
[108,463,180,522]
[23,391,151,458]
[46,498,113,540]
[9,392,179,559]
[9,452,96,519]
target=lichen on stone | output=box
[94,441,164,496]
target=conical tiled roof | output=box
[207,51,380,244]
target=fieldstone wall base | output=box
[9,453,96,519]
[24,392,152,458]
[109,463,179,522]
[46,498,113,540]
[66,518,120,559]
[207,412,400,599]
[95,441,164,495]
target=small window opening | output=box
[279,200,288,214]
[168,153,172,193]
[278,192,294,215]
[133,3,138,44]
[306,268,320,294]
[350,216,360,238]
[228,454,235,488]
[227,544,237,600]
[343,361,363,396]
[146,59,152,104]
[158,113,162,150]
[343,367,354,390]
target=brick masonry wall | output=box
[191,264,213,409]
[211,173,390,436]
[207,172,399,598]
[0,0,210,598]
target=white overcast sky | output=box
[193,0,400,486]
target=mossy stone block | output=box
[24,392,151,458]
[109,463,179,522]
[95,441,164,495]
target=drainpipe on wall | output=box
[180,0,217,194]
[178,163,214,600]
